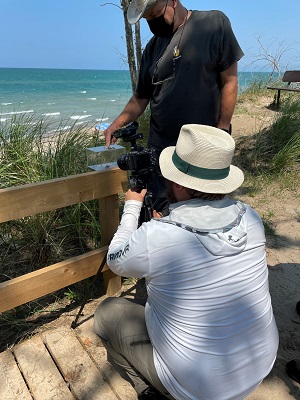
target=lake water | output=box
[0,68,271,133]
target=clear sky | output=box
[1,0,299,72]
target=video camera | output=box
[114,121,156,192]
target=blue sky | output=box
[1,0,299,71]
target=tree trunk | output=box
[121,0,138,92]
[135,23,142,70]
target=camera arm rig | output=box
[114,121,155,223]
[114,121,142,152]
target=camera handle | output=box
[140,191,154,223]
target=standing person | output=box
[94,125,279,400]
[104,0,244,213]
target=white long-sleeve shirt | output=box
[107,197,279,400]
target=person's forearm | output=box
[107,200,150,278]
[217,62,239,132]
[217,78,238,131]
[108,200,142,252]
[112,94,148,129]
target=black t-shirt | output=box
[136,10,244,151]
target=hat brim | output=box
[127,0,157,24]
[159,146,244,194]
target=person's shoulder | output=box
[191,10,229,24]
[144,35,155,50]
[242,203,264,225]
[192,9,227,17]
[144,35,165,53]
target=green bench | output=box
[267,70,300,107]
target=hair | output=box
[185,188,226,201]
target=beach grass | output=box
[235,74,299,163]
[0,115,104,322]
[238,78,271,102]
[235,93,300,174]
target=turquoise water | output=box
[0,68,271,133]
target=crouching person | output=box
[93,125,279,400]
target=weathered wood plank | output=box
[0,168,127,223]
[43,328,118,400]
[0,247,109,313]
[76,317,138,400]
[0,349,33,400]
[13,336,74,400]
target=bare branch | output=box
[243,35,300,78]
[99,2,122,10]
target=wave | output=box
[0,110,34,116]
[47,126,72,135]
[74,121,86,126]
[41,112,61,116]
[87,98,96,101]
[1,102,13,106]
[70,114,92,120]
[96,117,109,122]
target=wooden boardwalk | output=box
[0,303,138,400]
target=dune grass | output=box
[235,92,300,176]
[0,118,103,290]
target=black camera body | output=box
[117,149,154,171]
[114,122,156,192]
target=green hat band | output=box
[172,150,230,180]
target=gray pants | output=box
[93,297,173,398]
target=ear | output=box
[173,183,191,201]
[173,182,184,191]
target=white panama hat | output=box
[159,124,244,194]
[127,0,159,24]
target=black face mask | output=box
[147,8,174,37]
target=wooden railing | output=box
[0,167,128,313]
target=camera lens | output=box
[117,154,129,170]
